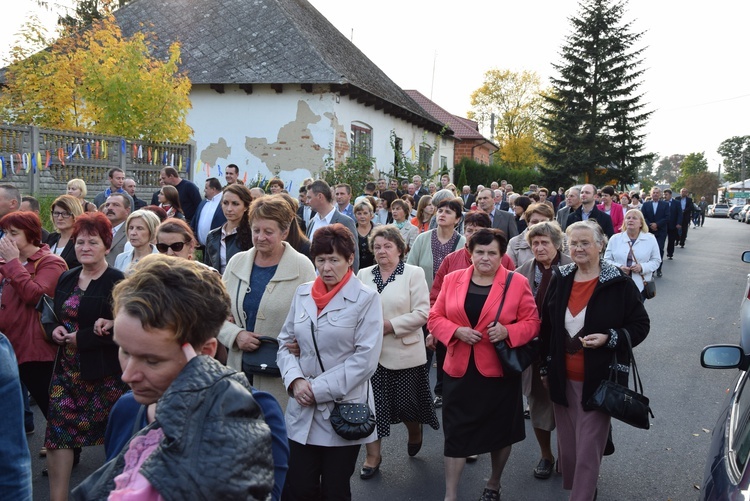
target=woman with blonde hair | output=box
[604,209,661,302]
[113,210,160,272]
[46,195,84,269]
[66,179,96,212]
[219,194,315,406]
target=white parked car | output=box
[710,204,730,218]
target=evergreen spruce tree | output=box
[538,0,651,189]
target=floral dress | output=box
[45,286,129,449]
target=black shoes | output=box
[533,458,554,479]
[360,458,381,480]
[407,424,423,457]
[479,487,501,501]
[656,270,662,277]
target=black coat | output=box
[46,232,80,270]
[539,261,649,410]
[52,267,125,381]
[566,205,615,238]
[204,227,251,274]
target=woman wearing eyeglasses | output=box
[46,195,84,269]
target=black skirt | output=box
[442,351,525,457]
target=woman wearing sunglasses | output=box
[155,219,199,261]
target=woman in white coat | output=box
[219,195,316,408]
[356,226,439,480]
[604,209,661,302]
[113,210,160,273]
[277,224,383,501]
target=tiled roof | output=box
[113,0,444,132]
[404,90,497,148]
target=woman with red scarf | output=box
[277,223,383,500]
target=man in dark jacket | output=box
[641,186,670,277]
[566,184,614,238]
[662,189,683,260]
[72,255,274,501]
[675,188,694,247]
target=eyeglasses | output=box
[156,241,188,253]
[569,241,593,250]
[52,211,73,219]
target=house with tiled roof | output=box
[405,90,498,166]
[111,0,450,189]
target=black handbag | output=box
[493,272,540,375]
[311,321,376,440]
[586,329,654,430]
[628,241,655,299]
[35,294,59,344]
[241,336,281,377]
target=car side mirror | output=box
[742,251,750,264]
[701,345,747,370]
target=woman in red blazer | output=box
[428,228,540,501]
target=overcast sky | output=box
[4,0,749,172]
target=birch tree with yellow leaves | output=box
[468,69,545,170]
[0,15,192,143]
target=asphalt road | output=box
[26,216,750,500]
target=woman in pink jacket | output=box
[0,211,67,419]
[428,228,540,501]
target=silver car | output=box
[711,204,730,218]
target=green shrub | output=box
[454,158,541,192]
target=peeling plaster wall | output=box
[187,84,336,190]
[186,84,454,191]
[332,97,455,181]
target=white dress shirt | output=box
[197,194,221,246]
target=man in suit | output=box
[306,179,359,273]
[460,185,475,209]
[566,184,614,238]
[412,175,428,205]
[556,186,582,231]
[476,188,519,239]
[641,186,669,277]
[662,189,683,260]
[296,185,316,234]
[675,188,694,247]
[494,189,510,212]
[104,193,131,266]
[191,177,227,248]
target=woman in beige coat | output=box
[219,195,315,408]
[356,226,439,480]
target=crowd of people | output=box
[0,168,678,500]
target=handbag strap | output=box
[626,240,648,282]
[621,329,646,398]
[309,319,370,400]
[493,272,514,324]
[310,320,325,372]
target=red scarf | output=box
[311,269,353,314]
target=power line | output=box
[660,93,750,112]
